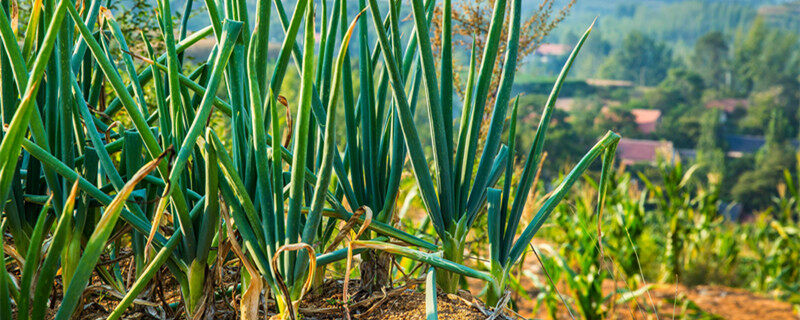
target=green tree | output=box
[732,18,800,95]
[733,109,796,211]
[655,108,703,149]
[691,31,730,90]
[515,94,588,166]
[696,109,726,175]
[732,155,794,212]
[659,68,706,104]
[739,87,798,136]
[569,28,612,78]
[599,31,674,86]
[760,109,791,162]
[593,106,638,137]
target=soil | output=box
[9,270,799,319]
[511,280,799,320]
[297,279,491,320]
[298,279,799,320]
[633,284,797,320]
[5,233,797,319]
[458,242,799,320]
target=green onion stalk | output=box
[0,1,177,318]
[184,0,429,317]
[478,20,622,304]
[364,0,621,295]
[358,0,505,292]
[328,0,441,292]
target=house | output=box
[535,43,571,56]
[724,134,765,157]
[533,43,571,63]
[630,109,662,134]
[585,79,635,88]
[616,138,676,164]
[555,98,575,111]
[723,134,800,158]
[705,99,749,113]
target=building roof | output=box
[535,43,571,56]
[631,109,662,123]
[555,97,575,111]
[585,79,635,87]
[724,134,765,154]
[705,99,749,113]
[723,134,800,157]
[631,109,662,134]
[616,138,675,164]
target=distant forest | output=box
[549,0,800,78]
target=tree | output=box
[655,109,703,149]
[106,0,161,52]
[732,151,795,212]
[760,109,791,163]
[569,28,612,79]
[733,109,796,211]
[599,31,674,86]
[732,17,800,95]
[593,106,638,137]
[691,31,730,90]
[432,0,576,110]
[696,109,725,175]
[659,68,706,104]
[739,86,797,136]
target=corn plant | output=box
[552,186,618,320]
[533,174,659,320]
[604,169,648,282]
[741,212,800,301]
[639,161,698,282]
[777,158,800,222]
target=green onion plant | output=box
[362,0,622,295]
[0,0,630,318]
[329,0,438,293]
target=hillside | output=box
[553,0,800,49]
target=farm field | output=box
[1,0,799,319]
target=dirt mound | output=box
[298,279,490,320]
[518,282,798,319]
[643,284,798,320]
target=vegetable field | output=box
[0,0,796,319]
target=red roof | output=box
[631,109,662,134]
[585,79,635,87]
[705,99,749,113]
[535,43,571,56]
[616,138,674,163]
